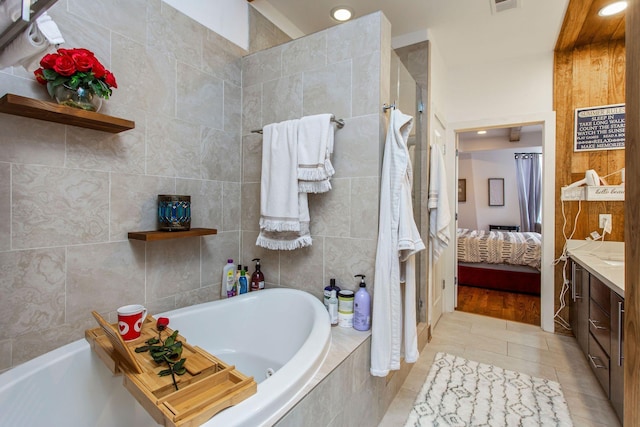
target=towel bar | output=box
[251,115,344,134]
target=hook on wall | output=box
[382,102,396,112]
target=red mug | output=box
[117,304,147,341]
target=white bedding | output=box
[457,228,542,270]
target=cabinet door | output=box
[569,260,589,354]
[610,293,624,422]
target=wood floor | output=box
[456,284,541,325]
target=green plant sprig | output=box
[135,329,187,390]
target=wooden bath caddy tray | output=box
[85,311,256,427]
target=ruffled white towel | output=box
[297,114,335,193]
[256,119,312,250]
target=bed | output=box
[457,227,542,295]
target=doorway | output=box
[443,112,556,332]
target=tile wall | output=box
[0,0,289,371]
[240,12,391,302]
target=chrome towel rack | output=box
[251,115,345,134]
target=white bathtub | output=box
[0,288,331,427]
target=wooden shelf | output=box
[0,93,135,133]
[128,228,218,241]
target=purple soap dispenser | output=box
[353,274,371,331]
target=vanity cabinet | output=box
[569,259,624,423]
[569,260,589,354]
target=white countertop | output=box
[566,239,625,297]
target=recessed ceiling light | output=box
[477,130,487,135]
[331,6,353,22]
[598,1,627,16]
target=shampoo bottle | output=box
[353,274,371,331]
[328,290,338,326]
[238,268,248,294]
[222,259,235,298]
[323,278,341,311]
[250,258,265,291]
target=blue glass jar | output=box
[157,195,191,231]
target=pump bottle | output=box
[250,258,265,291]
[353,274,371,331]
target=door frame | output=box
[443,112,556,332]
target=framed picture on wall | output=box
[458,179,466,202]
[488,178,504,206]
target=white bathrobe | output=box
[371,109,425,377]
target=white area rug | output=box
[405,352,573,426]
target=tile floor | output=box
[378,310,621,427]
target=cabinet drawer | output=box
[590,276,610,314]
[588,333,610,397]
[589,299,611,355]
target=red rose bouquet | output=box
[33,48,118,100]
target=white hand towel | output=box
[297,113,334,193]
[0,22,48,71]
[36,13,65,45]
[256,119,313,250]
[428,143,451,261]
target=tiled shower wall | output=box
[0,0,289,371]
[240,12,391,301]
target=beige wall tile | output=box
[146,238,201,301]
[177,63,224,129]
[222,182,242,232]
[241,231,280,286]
[243,47,282,87]
[148,1,204,67]
[308,178,350,237]
[109,173,175,240]
[0,163,9,251]
[0,248,65,340]
[324,237,376,291]
[263,73,304,125]
[204,30,245,87]
[302,60,351,120]
[224,82,242,134]
[66,0,147,45]
[0,339,10,372]
[201,231,240,289]
[201,128,241,182]
[176,179,223,230]
[353,52,382,117]
[279,238,324,298]
[331,114,380,179]
[0,114,65,167]
[241,182,261,232]
[242,84,263,135]
[65,105,146,174]
[282,32,327,76]
[66,241,146,324]
[12,165,109,249]
[146,115,201,179]
[350,177,379,240]
[327,12,381,64]
[242,133,263,184]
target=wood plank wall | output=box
[553,39,626,327]
[624,0,639,423]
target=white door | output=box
[429,120,447,327]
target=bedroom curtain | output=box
[515,153,542,232]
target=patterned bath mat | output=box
[404,352,573,426]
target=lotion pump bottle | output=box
[323,278,341,311]
[353,274,371,331]
[328,290,338,326]
[250,258,265,291]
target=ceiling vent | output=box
[490,0,520,14]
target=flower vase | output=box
[53,85,102,112]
